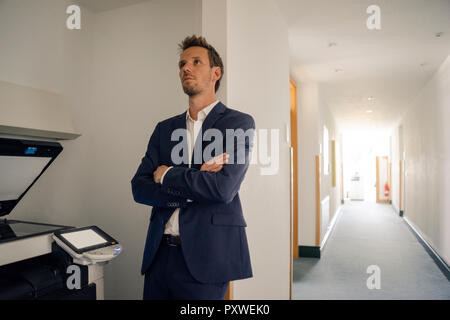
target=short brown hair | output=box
[178,35,224,93]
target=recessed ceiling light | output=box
[435,32,443,38]
[420,62,428,67]
[366,110,373,113]
[328,42,337,47]
[334,68,343,73]
[368,97,374,101]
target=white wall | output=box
[296,82,319,246]
[2,0,202,299]
[201,0,227,104]
[0,0,71,93]
[399,55,450,264]
[294,81,342,247]
[223,0,291,299]
[317,92,341,233]
[0,0,94,229]
[390,125,401,213]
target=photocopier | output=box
[0,137,122,300]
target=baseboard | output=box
[298,206,343,259]
[403,217,450,281]
[298,246,320,258]
[320,205,343,251]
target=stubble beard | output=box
[182,83,200,96]
[182,72,212,97]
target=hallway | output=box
[293,202,450,300]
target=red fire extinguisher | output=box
[384,183,390,197]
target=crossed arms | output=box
[131,115,255,208]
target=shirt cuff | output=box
[160,166,172,184]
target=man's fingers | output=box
[201,163,223,172]
[207,153,230,165]
[203,163,222,171]
[201,153,230,172]
[205,166,222,172]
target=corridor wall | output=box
[395,55,450,265]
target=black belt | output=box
[162,234,181,247]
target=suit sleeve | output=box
[160,115,255,204]
[131,122,188,208]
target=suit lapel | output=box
[190,102,226,169]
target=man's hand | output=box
[201,153,229,172]
[153,165,169,184]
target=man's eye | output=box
[179,62,185,68]
[194,60,200,64]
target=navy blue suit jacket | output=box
[131,102,254,283]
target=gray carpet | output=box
[293,201,450,300]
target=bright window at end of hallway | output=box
[323,126,329,175]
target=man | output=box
[131,35,254,300]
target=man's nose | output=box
[181,62,192,74]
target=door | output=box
[376,156,390,203]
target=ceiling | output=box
[276,0,450,131]
[76,0,151,13]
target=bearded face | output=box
[179,46,216,97]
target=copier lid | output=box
[0,138,62,217]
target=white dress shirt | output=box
[161,100,220,236]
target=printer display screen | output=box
[61,229,108,249]
[0,156,52,201]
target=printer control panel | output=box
[53,226,122,265]
[84,245,122,260]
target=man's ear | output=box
[212,66,222,81]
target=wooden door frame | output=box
[340,163,344,203]
[289,78,299,300]
[289,79,299,260]
[386,160,392,203]
[225,282,233,300]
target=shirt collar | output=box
[186,100,220,122]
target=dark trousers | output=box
[143,240,229,300]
